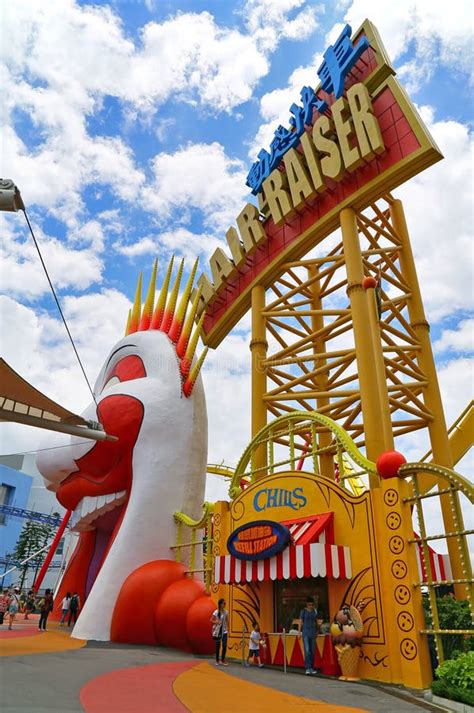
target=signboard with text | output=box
[195,19,442,348]
[227,520,290,561]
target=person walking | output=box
[298,596,319,675]
[24,590,35,620]
[7,588,20,630]
[211,598,229,666]
[245,621,265,668]
[68,592,80,627]
[0,588,10,625]
[59,592,71,626]
[38,589,54,631]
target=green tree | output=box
[423,594,473,659]
[12,519,55,589]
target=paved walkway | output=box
[0,617,444,713]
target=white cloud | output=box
[248,55,322,158]
[143,142,249,231]
[434,319,474,354]
[114,228,227,264]
[395,110,473,322]
[0,217,104,299]
[437,356,474,428]
[114,237,158,259]
[2,1,321,225]
[342,0,473,89]
[244,0,320,52]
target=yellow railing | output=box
[173,502,214,592]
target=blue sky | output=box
[1,1,473,496]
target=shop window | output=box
[273,577,329,632]
[0,484,14,526]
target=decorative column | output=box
[308,265,335,479]
[390,199,471,599]
[250,285,267,478]
[340,207,393,480]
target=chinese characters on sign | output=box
[227,520,291,560]
[246,24,370,195]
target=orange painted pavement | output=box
[0,616,86,657]
[81,661,369,713]
[81,661,198,713]
[173,662,369,713]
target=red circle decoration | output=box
[154,578,206,651]
[362,276,378,290]
[111,560,186,645]
[376,450,406,479]
[185,595,216,654]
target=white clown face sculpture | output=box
[37,259,208,642]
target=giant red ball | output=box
[185,595,216,654]
[154,578,206,651]
[376,450,406,479]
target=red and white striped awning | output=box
[214,513,351,584]
[284,512,334,545]
[415,538,452,583]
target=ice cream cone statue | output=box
[330,601,366,681]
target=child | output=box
[245,621,265,668]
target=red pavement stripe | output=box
[80,661,198,713]
[0,626,42,639]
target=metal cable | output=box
[22,209,97,405]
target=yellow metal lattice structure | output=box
[399,462,474,663]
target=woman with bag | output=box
[38,589,54,631]
[210,598,229,666]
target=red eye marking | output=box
[105,355,146,387]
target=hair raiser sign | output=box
[227,520,290,561]
[194,19,442,348]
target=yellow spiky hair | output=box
[125,257,207,397]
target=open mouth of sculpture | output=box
[51,395,144,600]
[70,491,128,532]
[68,491,129,598]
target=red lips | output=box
[57,394,144,511]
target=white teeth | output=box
[83,496,98,516]
[70,490,127,532]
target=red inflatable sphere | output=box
[362,276,378,290]
[376,450,406,479]
[111,560,186,645]
[185,595,216,655]
[154,578,206,651]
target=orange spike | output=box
[124,308,132,336]
[176,284,203,358]
[180,312,205,377]
[168,258,199,343]
[183,347,208,397]
[150,256,174,329]
[138,259,157,331]
[128,273,142,334]
[161,258,184,334]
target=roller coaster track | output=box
[409,401,473,496]
[0,504,65,528]
[229,411,377,499]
